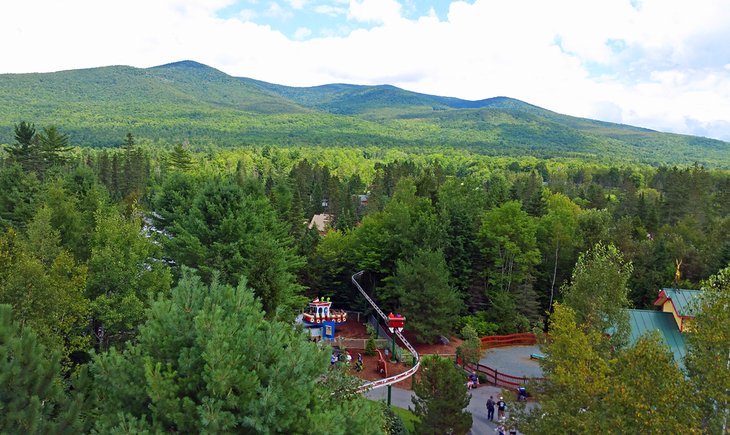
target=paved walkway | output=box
[366,384,534,434]
[479,345,544,378]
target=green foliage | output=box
[561,242,632,349]
[456,312,498,337]
[86,206,171,349]
[365,336,377,356]
[518,304,699,434]
[382,403,409,435]
[388,249,462,343]
[0,304,86,433]
[0,164,40,229]
[2,64,730,167]
[456,324,482,366]
[87,269,382,433]
[163,176,304,316]
[411,355,472,435]
[686,264,730,433]
[0,208,90,359]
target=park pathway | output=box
[366,384,531,434]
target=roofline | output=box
[652,288,667,306]
[654,288,697,322]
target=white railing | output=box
[351,271,420,393]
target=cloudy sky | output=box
[2,0,730,141]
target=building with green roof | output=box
[653,288,702,332]
[625,287,702,369]
[627,309,688,367]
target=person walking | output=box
[486,396,495,421]
[497,396,507,421]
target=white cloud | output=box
[294,26,312,40]
[285,0,308,9]
[348,0,402,24]
[315,5,347,16]
[239,8,258,21]
[264,2,293,19]
[0,0,729,140]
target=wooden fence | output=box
[466,362,544,389]
[480,332,538,349]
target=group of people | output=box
[487,395,516,435]
[486,395,507,421]
[330,350,363,372]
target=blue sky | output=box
[215,0,454,39]
[1,0,730,141]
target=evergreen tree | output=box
[37,126,71,171]
[388,249,462,343]
[88,269,383,433]
[165,176,304,316]
[411,355,472,435]
[0,305,86,433]
[168,142,193,171]
[0,164,40,229]
[6,121,38,170]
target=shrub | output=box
[365,337,377,356]
[457,312,498,338]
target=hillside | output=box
[0,61,727,167]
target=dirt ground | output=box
[335,318,463,390]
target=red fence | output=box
[466,362,544,389]
[480,332,538,349]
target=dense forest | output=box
[1,61,729,168]
[0,122,729,433]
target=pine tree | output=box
[37,126,71,171]
[88,269,382,433]
[6,121,39,170]
[168,142,193,171]
[0,305,86,433]
[412,355,472,435]
[390,249,462,343]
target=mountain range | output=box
[0,60,727,167]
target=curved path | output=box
[351,271,420,393]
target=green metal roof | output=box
[659,288,702,317]
[627,309,687,368]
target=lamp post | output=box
[387,313,405,407]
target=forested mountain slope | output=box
[0,60,728,167]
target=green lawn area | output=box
[392,406,419,434]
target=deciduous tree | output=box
[686,264,730,433]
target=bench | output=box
[530,353,546,360]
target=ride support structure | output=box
[351,271,420,394]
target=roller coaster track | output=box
[351,271,420,393]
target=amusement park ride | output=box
[299,297,348,341]
[297,273,420,406]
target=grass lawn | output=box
[392,406,419,434]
